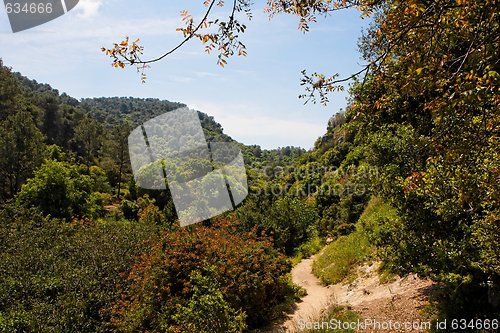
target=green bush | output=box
[88,165,112,193]
[120,199,139,220]
[267,197,319,254]
[15,159,97,219]
[315,165,371,238]
[88,192,113,218]
[236,196,319,255]
[169,265,246,333]
[0,208,157,333]
[138,203,163,225]
[296,228,324,258]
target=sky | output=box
[0,0,370,149]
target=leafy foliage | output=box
[16,160,97,219]
[0,209,157,333]
[348,0,499,317]
[0,110,44,198]
[236,196,318,255]
[111,219,295,331]
[169,265,247,333]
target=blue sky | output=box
[0,0,369,149]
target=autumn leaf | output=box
[120,37,129,47]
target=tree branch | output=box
[127,0,217,65]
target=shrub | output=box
[121,199,139,220]
[126,177,138,200]
[93,191,113,206]
[236,196,319,255]
[0,208,157,333]
[88,192,113,218]
[169,265,246,333]
[111,219,295,331]
[138,203,163,225]
[316,173,370,238]
[88,165,112,193]
[15,160,97,219]
[297,230,324,258]
[267,197,319,254]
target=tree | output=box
[102,0,499,316]
[39,92,63,145]
[0,60,20,121]
[346,0,499,317]
[0,110,45,198]
[101,121,133,199]
[74,116,102,166]
[16,159,95,219]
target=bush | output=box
[111,219,295,331]
[88,192,113,218]
[15,160,97,219]
[236,196,319,255]
[267,197,319,254]
[169,265,246,333]
[296,228,324,258]
[315,166,371,238]
[121,199,139,220]
[88,165,112,193]
[138,203,163,225]
[0,208,157,333]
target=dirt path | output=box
[274,254,335,332]
[265,258,433,333]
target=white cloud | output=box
[75,0,105,18]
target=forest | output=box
[0,0,498,332]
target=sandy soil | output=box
[282,255,336,331]
[260,253,335,333]
[332,262,434,333]
[264,257,433,333]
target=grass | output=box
[312,230,372,285]
[357,196,399,241]
[312,197,399,285]
[291,234,325,266]
[296,306,361,332]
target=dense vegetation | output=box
[0,61,309,332]
[0,209,157,332]
[110,219,295,332]
[0,0,499,331]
